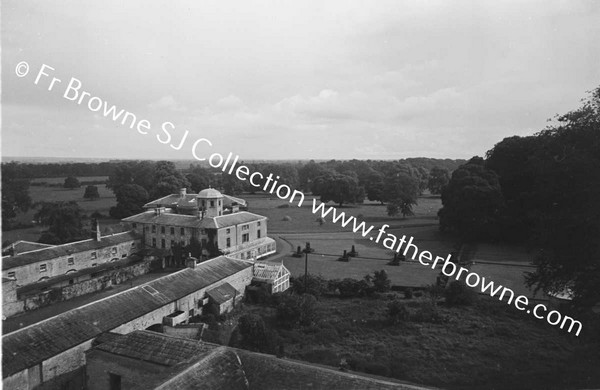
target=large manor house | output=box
[1,187,297,390]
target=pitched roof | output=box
[206,282,239,305]
[253,263,289,282]
[213,212,266,228]
[143,192,247,209]
[1,232,140,271]
[95,330,216,367]
[154,348,249,390]
[2,241,55,255]
[122,211,265,230]
[122,211,218,229]
[2,256,252,377]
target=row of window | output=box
[150,225,188,235]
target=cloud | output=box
[148,95,187,112]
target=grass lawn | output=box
[239,294,600,390]
[247,194,442,233]
[2,179,119,244]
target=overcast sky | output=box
[2,0,599,161]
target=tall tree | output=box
[438,157,505,240]
[311,172,364,207]
[83,185,100,200]
[109,184,149,219]
[35,201,86,244]
[427,167,450,195]
[150,161,190,199]
[1,163,32,229]
[63,176,81,189]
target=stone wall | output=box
[14,261,151,316]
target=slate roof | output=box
[2,241,55,255]
[1,232,140,271]
[213,212,266,228]
[2,256,252,377]
[122,211,218,229]
[206,282,239,305]
[143,193,247,209]
[154,347,249,390]
[95,330,216,367]
[123,211,265,230]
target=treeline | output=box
[439,86,600,309]
[0,161,117,178]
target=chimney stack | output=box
[92,218,101,241]
[179,188,187,198]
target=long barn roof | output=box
[2,256,252,377]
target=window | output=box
[210,200,214,207]
[161,226,165,234]
[242,233,249,243]
[152,238,157,247]
[226,228,231,234]
[171,240,175,248]
[131,242,136,248]
[258,221,261,226]
[218,200,221,206]
[121,253,127,258]
[111,247,117,255]
[67,257,74,266]
[91,252,97,260]
[161,239,166,248]
[7,271,16,279]
[170,227,175,235]
[180,227,185,235]
[69,279,74,285]
[132,223,137,229]
[226,237,231,248]
[257,230,261,239]
[109,373,122,390]
[40,264,47,273]
[181,239,186,246]
[92,263,97,267]
[152,225,156,233]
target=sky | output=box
[2,0,599,161]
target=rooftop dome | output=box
[197,187,223,199]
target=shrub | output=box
[282,215,292,221]
[387,300,409,324]
[290,274,328,297]
[372,270,391,293]
[276,294,319,328]
[335,278,369,298]
[412,301,446,323]
[238,314,270,352]
[404,288,413,299]
[444,281,478,306]
[364,362,390,377]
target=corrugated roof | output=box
[206,283,239,305]
[213,212,266,228]
[2,256,252,377]
[95,330,216,367]
[1,232,140,271]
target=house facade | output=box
[123,187,276,263]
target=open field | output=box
[2,178,118,244]
[247,194,442,233]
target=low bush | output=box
[444,281,478,306]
